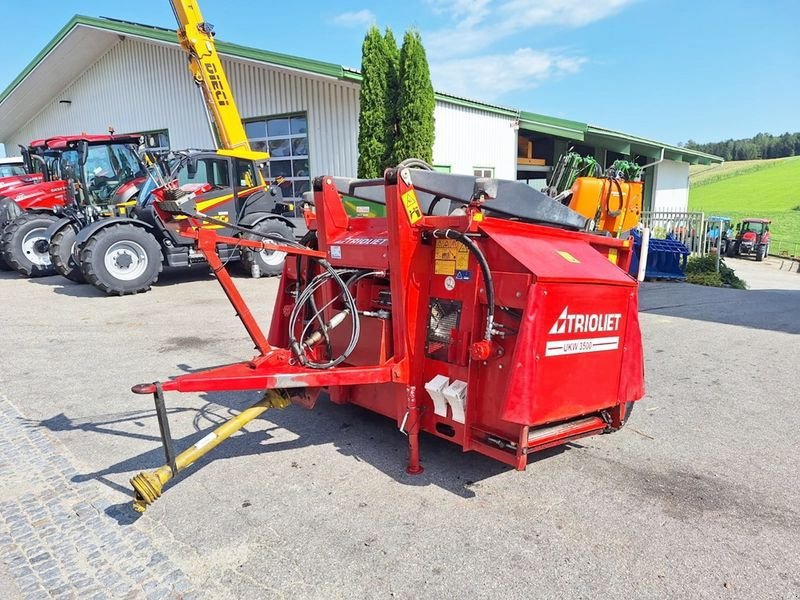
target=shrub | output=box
[685,255,747,289]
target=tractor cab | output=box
[727,218,771,261]
[48,135,146,215]
[0,134,148,278]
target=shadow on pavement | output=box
[3,264,227,298]
[640,282,800,334]
[26,390,572,522]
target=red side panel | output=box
[617,288,645,403]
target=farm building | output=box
[0,16,722,213]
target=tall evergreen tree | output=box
[392,30,435,165]
[382,28,400,170]
[357,26,389,178]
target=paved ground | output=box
[0,258,798,599]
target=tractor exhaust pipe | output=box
[130,389,291,512]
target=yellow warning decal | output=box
[434,239,469,275]
[401,190,422,224]
[556,250,580,263]
[607,248,618,265]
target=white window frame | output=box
[473,166,494,178]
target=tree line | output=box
[357,26,435,178]
[682,132,800,161]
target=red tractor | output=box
[0,134,145,277]
[0,155,44,194]
[726,218,771,261]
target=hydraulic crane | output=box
[169,0,266,161]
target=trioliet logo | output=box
[546,307,623,357]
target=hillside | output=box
[688,157,800,255]
[689,157,792,186]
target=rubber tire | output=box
[726,241,737,258]
[49,221,85,283]
[755,245,764,262]
[80,224,163,295]
[0,199,22,270]
[240,219,293,277]
[0,212,59,277]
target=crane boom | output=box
[170,0,269,161]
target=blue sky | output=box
[0,0,797,145]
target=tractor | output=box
[726,218,771,261]
[0,134,145,277]
[71,149,299,295]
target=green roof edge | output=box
[0,15,345,104]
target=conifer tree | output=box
[392,30,436,165]
[357,26,389,178]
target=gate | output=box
[640,210,706,256]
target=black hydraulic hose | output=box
[395,158,434,171]
[433,229,495,341]
[426,195,445,216]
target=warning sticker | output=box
[434,239,469,276]
[435,260,455,276]
[401,190,423,224]
[556,250,580,263]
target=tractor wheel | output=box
[755,245,764,262]
[240,219,293,277]
[80,224,162,295]
[0,199,22,271]
[0,212,59,277]
[49,221,85,283]
[726,241,737,258]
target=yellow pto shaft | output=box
[131,389,290,512]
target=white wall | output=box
[4,37,361,178]
[651,159,690,211]
[432,102,517,179]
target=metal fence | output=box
[640,210,707,256]
[770,239,800,259]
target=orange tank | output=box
[569,177,642,236]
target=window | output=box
[235,159,257,191]
[0,165,25,177]
[244,113,309,215]
[141,130,170,154]
[433,165,451,173]
[473,167,494,178]
[108,144,145,179]
[177,158,230,189]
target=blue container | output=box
[628,231,689,281]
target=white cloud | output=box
[421,0,635,100]
[332,9,376,28]
[425,0,636,58]
[430,48,586,100]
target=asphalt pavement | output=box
[0,257,798,599]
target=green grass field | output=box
[689,156,800,255]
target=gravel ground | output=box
[0,257,798,599]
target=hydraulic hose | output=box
[287,260,361,369]
[433,229,495,341]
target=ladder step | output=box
[527,416,605,449]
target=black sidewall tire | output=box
[240,219,293,277]
[80,224,163,295]
[49,222,85,283]
[0,212,59,277]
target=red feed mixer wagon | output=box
[128,163,645,512]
